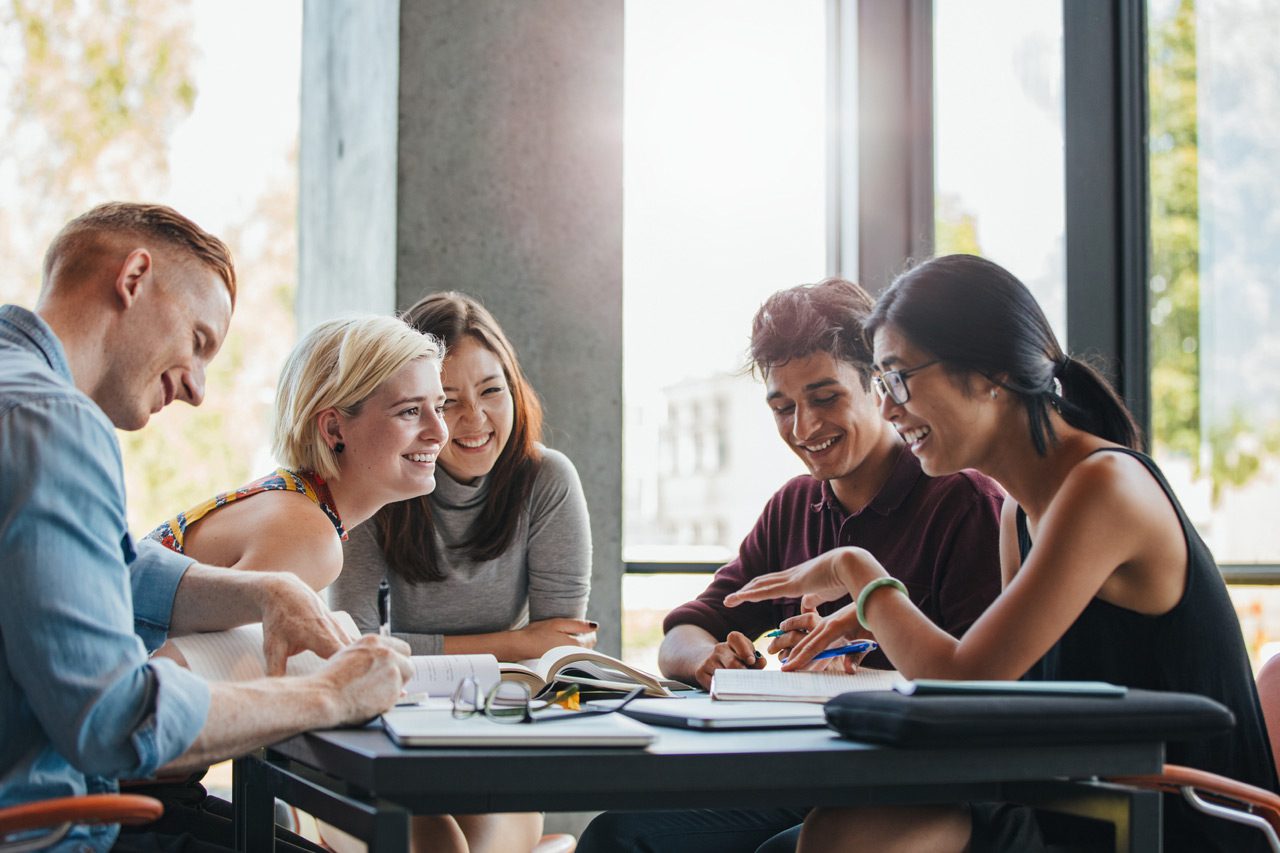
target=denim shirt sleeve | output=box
[0,394,210,777]
[131,538,195,652]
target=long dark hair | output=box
[866,254,1140,454]
[376,292,544,582]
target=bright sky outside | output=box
[167,0,301,238]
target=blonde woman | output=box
[148,314,447,590]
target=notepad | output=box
[710,668,907,703]
[381,708,657,747]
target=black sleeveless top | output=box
[1019,448,1277,851]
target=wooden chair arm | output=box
[0,794,163,836]
[1112,764,1280,840]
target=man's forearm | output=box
[658,624,719,683]
[159,677,338,775]
[168,563,281,634]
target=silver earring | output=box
[989,389,998,400]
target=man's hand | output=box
[318,635,415,725]
[765,606,822,662]
[691,631,765,691]
[259,574,355,676]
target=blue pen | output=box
[764,628,785,638]
[808,640,878,662]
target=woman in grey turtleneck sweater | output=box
[328,292,592,853]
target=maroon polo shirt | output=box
[664,444,1004,669]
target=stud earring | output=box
[989,389,998,400]
[334,442,345,454]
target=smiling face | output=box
[765,352,891,487]
[99,254,232,430]
[872,323,1000,476]
[332,357,448,501]
[437,335,515,484]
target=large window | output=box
[622,0,824,567]
[621,0,826,664]
[0,0,301,533]
[1148,0,1280,661]
[933,0,1065,337]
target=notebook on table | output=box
[588,695,828,730]
[381,708,657,748]
[710,668,907,703]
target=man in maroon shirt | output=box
[658,277,1004,689]
[578,279,1003,853]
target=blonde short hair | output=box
[273,315,444,481]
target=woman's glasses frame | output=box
[450,678,646,724]
[872,359,940,405]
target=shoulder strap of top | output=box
[1015,504,1033,563]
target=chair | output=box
[0,793,163,853]
[1111,654,1280,852]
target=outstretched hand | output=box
[724,547,872,610]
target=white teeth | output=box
[801,436,838,452]
[455,435,490,448]
[405,453,436,463]
[899,426,932,444]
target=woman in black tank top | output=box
[724,255,1276,853]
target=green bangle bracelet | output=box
[856,577,908,626]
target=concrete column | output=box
[300,0,625,656]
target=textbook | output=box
[710,667,908,703]
[165,613,503,698]
[500,646,688,698]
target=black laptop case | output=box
[824,688,1235,748]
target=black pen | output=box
[377,579,391,637]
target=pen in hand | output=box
[377,579,391,637]
[808,640,877,662]
[782,639,878,664]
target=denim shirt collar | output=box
[0,305,73,384]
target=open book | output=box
[166,613,503,699]
[710,667,908,703]
[500,646,687,698]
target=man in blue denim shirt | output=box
[0,203,414,852]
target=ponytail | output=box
[1054,356,1142,451]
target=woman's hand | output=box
[780,602,869,672]
[512,617,598,659]
[724,547,882,610]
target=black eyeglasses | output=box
[451,678,646,724]
[872,360,940,405]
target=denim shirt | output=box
[0,305,211,851]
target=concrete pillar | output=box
[300,0,625,656]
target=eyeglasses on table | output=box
[450,678,646,724]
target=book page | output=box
[535,646,665,691]
[711,668,907,702]
[407,654,500,697]
[167,612,361,682]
